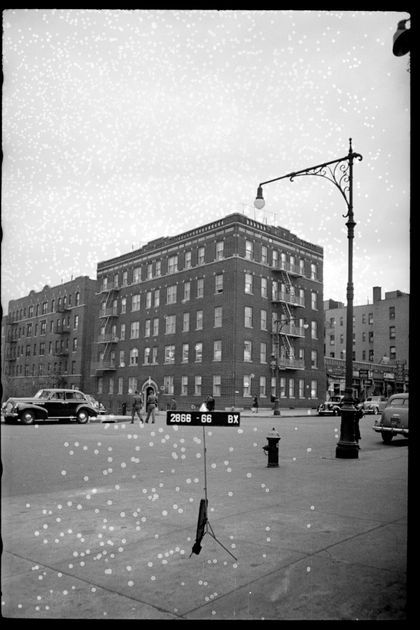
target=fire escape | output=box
[271,257,305,370]
[95,278,120,373]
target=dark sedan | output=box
[3,388,98,425]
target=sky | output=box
[2,9,411,311]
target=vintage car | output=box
[317,395,345,416]
[360,395,388,415]
[3,388,98,425]
[85,394,107,415]
[372,392,409,443]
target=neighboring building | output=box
[2,276,98,400]
[324,286,409,398]
[93,213,325,413]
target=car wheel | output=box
[76,409,89,424]
[21,410,36,425]
[373,407,380,414]
[333,408,338,416]
[382,431,393,444]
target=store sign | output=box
[166,411,240,426]
[383,372,395,380]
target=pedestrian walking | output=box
[131,390,144,424]
[354,405,364,447]
[206,394,215,411]
[252,395,259,413]
[145,391,158,423]
[170,397,177,410]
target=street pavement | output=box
[1,409,409,620]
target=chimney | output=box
[373,286,382,303]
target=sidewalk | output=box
[1,413,408,620]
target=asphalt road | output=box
[1,411,409,620]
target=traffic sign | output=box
[166,411,240,426]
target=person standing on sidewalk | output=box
[131,390,144,424]
[252,395,259,413]
[145,391,158,423]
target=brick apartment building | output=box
[93,213,325,413]
[2,276,98,400]
[324,286,409,398]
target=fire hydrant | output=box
[263,428,281,467]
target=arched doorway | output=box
[141,379,159,406]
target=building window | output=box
[165,315,176,335]
[182,312,190,332]
[167,285,177,305]
[369,331,374,343]
[213,375,221,397]
[109,378,114,395]
[130,321,140,339]
[128,377,137,394]
[40,320,46,335]
[244,340,252,362]
[146,291,152,309]
[245,240,253,260]
[130,348,139,365]
[299,379,305,398]
[330,335,335,346]
[243,375,252,397]
[196,310,203,330]
[261,245,268,264]
[121,297,127,314]
[181,376,188,396]
[311,321,318,340]
[164,376,174,395]
[182,344,189,363]
[310,263,318,281]
[118,377,124,395]
[311,292,317,310]
[389,306,395,320]
[144,347,150,364]
[194,376,202,396]
[368,312,373,325]
[197,278,204,298]
[260,309,267,331]
[122,271,128,286]
[132,294,140,311]
[260,342,267,364]
[369,349,374,362]
[216,241,224,260]
[165,345,175,363]
[198,247,205,265]
[245,273,253,294]
[153,318,159,336]
[213,340,222,362]
[214,306,222,328]
[98,377,103,394]
[145,320,151,337]
[195,343,203,363]
[390,346,396,360]
[311,350,318,369]
[389,326,396,339]
[244,306,253,328]
[259,376,266,398]
[146,263,153,279]
[289,379,295,398]
[168,255,178,274]
[73,314,79,330]
[185,251,192,269]
[119,350,125,367]
[72,338,78,351]
[280,377,286,398]
[310,380,318,399]
[261,277,267,299]
[155,261,161,277]
[215,274,223,293]
[120,323,126,341]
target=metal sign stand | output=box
[190,426,238,561]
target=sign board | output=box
[166,411,240,426]
[359,369,369,378]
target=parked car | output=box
[372,393,409,443]
[3,388,98,425]
[317,396,345,416]
[85,395,107,415]
[361,395,388,415]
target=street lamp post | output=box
[254,138,362,459]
